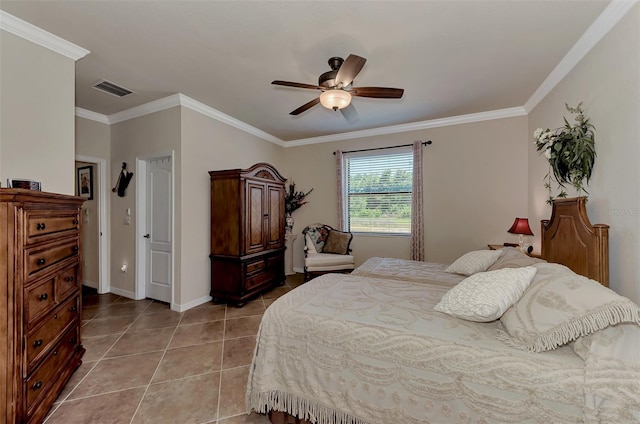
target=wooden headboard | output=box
[541,197,609,287]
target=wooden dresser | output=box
[209,163,286,306]
[0,189,85,424]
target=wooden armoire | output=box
[0,189,85,424]
[209,163,286,306]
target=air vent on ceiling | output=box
[92,80,134,98]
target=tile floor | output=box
[44,274,305,424]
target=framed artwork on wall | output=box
[77,166,93,200]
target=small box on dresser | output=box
[0,189,85,424]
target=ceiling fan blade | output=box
[290,97,320,115]
[272,80,323,90]
[350,87,404,99]
[340,104,358,123]
[335,54,366,88]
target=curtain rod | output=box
[332,140,432,155]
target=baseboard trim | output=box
[108,286,136,300]
[82,279,98,290]
[173,295,212,313]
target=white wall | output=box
[0,31,76,194]
[109,107,181,299]
[179,107,283,309]
[284,116,529,270]
[528,5,640,302]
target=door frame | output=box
[75,155,109,294]
[135,151,175,308]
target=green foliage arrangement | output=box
[533,103,596,204]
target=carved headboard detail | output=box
[541,197,609,287]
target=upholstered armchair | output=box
[302,223,355,282]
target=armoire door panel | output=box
[266,185,284,249]
[246,183,265,254]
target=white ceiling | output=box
[1,1,611,142]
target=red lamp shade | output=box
[507,218,534,236]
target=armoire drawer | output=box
[245,268,277,291]
[25,325,80,412]
[24,210,80,246]
[245,257,266,276]
[26,296,79,371]
[25,238,79,280]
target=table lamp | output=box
[507,218,534,251]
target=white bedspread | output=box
[247,273,596,423]
[351,256,465,285]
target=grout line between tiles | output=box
[215,303,228,423]
[128,307,186,424]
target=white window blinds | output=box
[344,149,413,234]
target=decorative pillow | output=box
[486,247,546,272]
[445,249,502,276]
[304,234,318,254]
[304,225,329,253]
[499,263,640,352]
[322,229,353,255]
[434,267,537,322]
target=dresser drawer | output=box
[25,325,80,412]
[25,210,80,246]
[56,264,79,303]
[24,275,57,327]
[26,238,79,280]
[27,296,79,371]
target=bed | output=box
[246,198,640,423]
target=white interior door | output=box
[144,156,173,303]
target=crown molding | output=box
[285,107,528,147]
[0,10,89,61]
[75,107,109,124]
[107,94,182,124]
[93,93,284,145]
[524,0,639,112]
[177,94,284,146]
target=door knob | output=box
[143,234,150,238]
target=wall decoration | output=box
[112,162,134,197]
[77,166,93,200]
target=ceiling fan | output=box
[272,54,404,118]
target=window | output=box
[343,148,413,234]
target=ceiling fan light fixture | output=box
[320,90,352,111]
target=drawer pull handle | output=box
[69,337,77,344]
[54,314,58,320]
[32,381,43,390]
[70,306,77,312]
[36,223,46,230]
[73,246,79,252]
[73,219,79,225]
[36,258,46,266]
[53,350,58,356]
[33,339,43,348]
[38,293,48,301]
[65,276,74,282]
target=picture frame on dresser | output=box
[6,178,41,191]
[77,166,93,200]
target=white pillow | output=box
[445,250,502,276]
[434,266,537,322]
